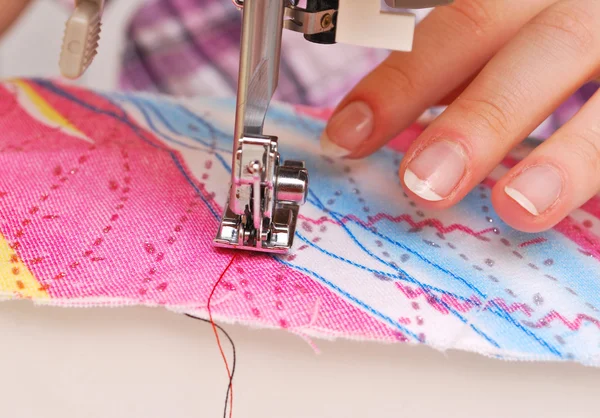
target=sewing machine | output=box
[59,0,452,254]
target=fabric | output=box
[1,79,600,366]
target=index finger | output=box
[320,0,554,159]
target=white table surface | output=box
[1,2,599,418]
[1,301,599,418]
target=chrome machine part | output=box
[214,135,308,253]
[216,0,454,254]
[215,0,309,253]
[284,5,336,35]
[232,0,285,142]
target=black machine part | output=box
[304,0,339,44]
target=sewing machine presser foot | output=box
[214,135,308,254]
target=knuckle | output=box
[376,59,422,98]
[452,92,518,143]
[562,131,600,174]
[529,6,596,56]
[448,0,496,37]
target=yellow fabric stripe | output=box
[9,79,90,141]
[12,79,76,126]
[0,231,49,299]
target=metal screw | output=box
[247,161,261,175]
[321,13,332,29]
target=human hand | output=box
[321,0,600,233]
[0,0,33,38]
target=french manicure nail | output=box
[320,101,374,158]
[403,141,467,201]
[504,165,563,216]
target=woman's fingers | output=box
[0,0,33,38]
[320,0,554,159]
[492,88,600,232]
[400,0,600,210]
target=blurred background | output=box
[0,0,144,89]
[0,0,392,106]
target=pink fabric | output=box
[2,80,600,365]
[0,80,398,341]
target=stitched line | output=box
[35,80,560,356]
[120,96,232,172]
[277,259,420,342]
[303,194,501,349]
[307,190,561,356]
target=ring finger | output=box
[493,86,600,232]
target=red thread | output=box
[298,213,496,238]
[208,254,238,418]
[527,311,600,331]
[518,237,547,248]
[395,283,534,317]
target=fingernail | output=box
[320,102,374,158]
[403,141,467,201]
[504,165,563,216]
